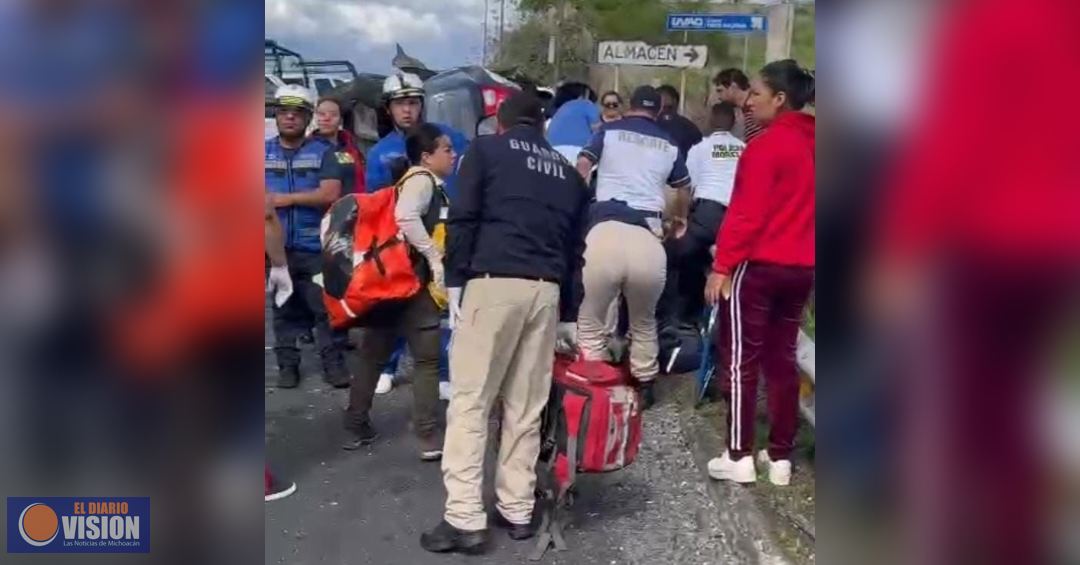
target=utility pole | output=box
[482,0,489,65]
[499,0,506,49]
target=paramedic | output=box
[666,102,745,325]
[265,85,351,389]
[364,73,469,395]
[341,124,455,461]
[574,86,692,387]
[704,60,815,487]
[422,93,589,554]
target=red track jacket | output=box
[712,111,816,275]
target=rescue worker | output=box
[364,73,469,395]
[365,73,469,196]
[704,60,815,487]
[312,96,365,194]
[574,86,692,391]
[666,102,745,326]
[342,123,455,461]
[265,85,351,389]
[421,93,589,554]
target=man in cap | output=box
[420,92,589,555]
[573,85,693,394]
[264,85,352,389]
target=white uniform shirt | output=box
[581,117,690,213]
[685,131,746,206]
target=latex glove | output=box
[427,261,449,310]
[555,322,578,355]
[267,266,294,308]
[447,287,463,329]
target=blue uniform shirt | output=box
[364,123,469,200]
[581,116,690,213]
[546,99,601,149]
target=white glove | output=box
[267,266,294,308]
[447,287,463,329]
[555,322,578,355]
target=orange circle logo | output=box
[19,503,59,546]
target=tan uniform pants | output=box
[442,277,559,531]
[578,221,667,380]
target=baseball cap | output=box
[497,91,544,127]
[630,86,661,112]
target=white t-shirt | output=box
[685,131,746,206]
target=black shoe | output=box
[277,365,301,389]
[641,381,656,410]
[342,423,378,450]
[490,510,536,540]
[322,365,351,389]
[419,520,489,555]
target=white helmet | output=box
[273,84,316,111]
[382,72,425,102]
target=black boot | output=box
[322,362,350,389]
[420,520,489,555]
[277,365,301,389]
[490,510,537,540]
[342,422,379,451]
[640,381,656,410]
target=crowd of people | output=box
[264,59,816,554]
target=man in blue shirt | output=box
[546,82,600,163]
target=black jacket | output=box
[658,109,703,158]
[445,125,590,322]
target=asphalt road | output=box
[266,336,757,565]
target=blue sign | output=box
[666,13,768,33]
[8,497,151,553]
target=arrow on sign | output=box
[684,47,700,63]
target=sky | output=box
[265,0,518,75]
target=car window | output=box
[426,89,480,140]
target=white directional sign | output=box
[597,41,708,69]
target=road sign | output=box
[597,41,708,69]
[666,13,768,33]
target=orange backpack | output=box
[320,170,441,329]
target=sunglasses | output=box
[603,101,621,109]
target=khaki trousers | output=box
[441,277,559,531]
[578,221,667,380]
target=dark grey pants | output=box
[271,250,348,374]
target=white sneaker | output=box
[375,373,394,395]
[757,450,792,486]
[707,450,756,484]
[438,381,452,401]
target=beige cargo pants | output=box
[441,276,559,531]
[577,220,667,381]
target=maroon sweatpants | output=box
[716,261,814,460]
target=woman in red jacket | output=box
[313,97,366,194]
[703,60,815,487]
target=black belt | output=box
[481,272,554,283]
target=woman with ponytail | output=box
[703,59,816,487]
